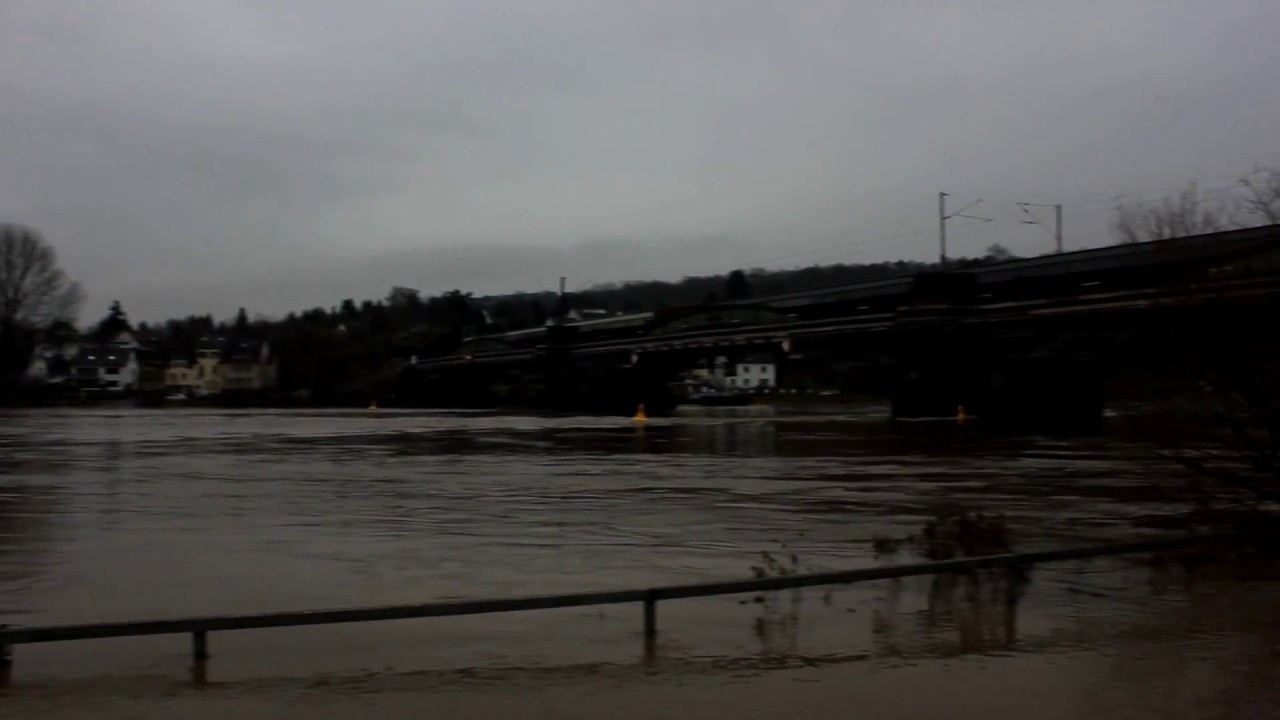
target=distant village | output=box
[23,326,277,399]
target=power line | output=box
[1013,151,1280,208]
[1017,202,1062,252]
[680,153,1280,279]
[1061,164,1275,210]
[939,192,993,264]
[1065,175,1249,212]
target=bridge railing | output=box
[0,533,1239,686]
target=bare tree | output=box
[1238,166,1280,226]
[984,243,1014,261]
[1111,182,1229,244]
[0,224,84,329]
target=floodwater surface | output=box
[1,407,1276,717]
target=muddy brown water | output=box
[1,407,1276,717]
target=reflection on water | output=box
[678,418,780,456]
[0,407,1274,705]
[871,569,1027,658]
[0,483,61,607]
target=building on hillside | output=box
[169,338,277,396]
[24,332,80,386]
[165,359,198,394]
[193,337,224,396]
[219,341,277,392]
[723,355,776,390]
[71,346,139,393]
[564,308,611,322]
[102,330,141,349]
[135,348,168,393]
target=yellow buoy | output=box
[633,403,647,422]
[956,405,966,424]
[369,400,378,412]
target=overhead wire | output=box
[1013,151,1280,208]
[616,152,1280,283]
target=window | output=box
[105,367,119,376]
[742,366,751,375]
[759,365,769,373]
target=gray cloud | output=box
[2,0,1278,322]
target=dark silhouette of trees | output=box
[338,300,359,323]
[0,225,83,385]
[551,291,572,320]
[984,244,1013,261]
[0,224,83,330]
[233,307,250,336]
[489,296,548,331]
[20,248,1019,401]
[1111,166,1280,244]
[1239,167,1280,225]
[1113,182,1229,243]
[93,301,131,342]
[725,269,752,300]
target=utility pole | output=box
[1055,203,1063,254]
[1017,202,1063,253]
[939,192,992,265]
[938,192,948,264]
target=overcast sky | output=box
[2,1,1278,322]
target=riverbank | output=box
[9,630,1279,720]
[8,556,1280,718]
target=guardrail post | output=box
[1,625,12,689]
[191,631,209,686]
[643,591,657,639]
[642,591,658,662]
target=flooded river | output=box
[1,407,1277,717]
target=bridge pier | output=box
[627,356,680,415]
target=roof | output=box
[226,341,270,363]
[739,354,775,365]
[73,346,135,369]
[42,323,79,344]
[130,327,159,345]
[197,336,226,351]
[135,347,169,367]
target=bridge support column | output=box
[628,357,679,416]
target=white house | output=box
[724,355,776,390]
[25,339,80,385]
[71,345,140,393]
[104,330,141,349]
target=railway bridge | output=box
[409,225,1280,425]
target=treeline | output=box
[152,287,489,399]
[152,247,1013,399]
[5,216,1014,400]
[483,248,1012,330]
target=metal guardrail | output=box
[0,533,1240,685]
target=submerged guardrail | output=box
[0,533,1241,686]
